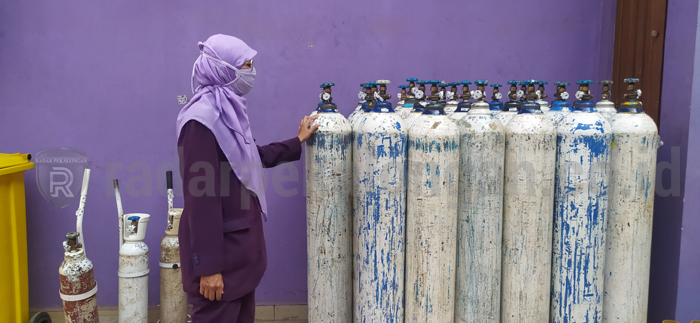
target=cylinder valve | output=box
[490,84,503,102]
[575,80,594,101]
[507,80,520,102]
[600,80,613,101]
[555,82,571,101]
[537,81,548,100]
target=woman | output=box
[176,34,319,322]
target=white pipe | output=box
[76,168,90,255]
[114,179,124,247]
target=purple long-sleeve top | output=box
[177,120,301,301]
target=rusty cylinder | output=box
[59,232,100,323]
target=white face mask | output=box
[231,67,256,96]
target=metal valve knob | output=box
[599,80,613,101]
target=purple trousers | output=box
[189,290,255,323]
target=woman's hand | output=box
[298,115,320,143]
[200,273,224,301]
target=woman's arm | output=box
[256,115,319,168]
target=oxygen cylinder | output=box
[495,80,521,127]
[119,213,150,323]
[59,169,99,323]
[114,180,150,323]
[488,83,504,116]
[353,97,407,323]
[501,80,557,323]
[348,83,368,121]
[444,82,461,114]
[306,83,353,323]
[550,80,612,322]
[448,81,472,123]
[159,171,187,323]
[397,78,419,120]
[349,83,375,127]
[404,80,430,129]
[536,81,550,112]
[405,102,459,323]
[546,82,572,124]
[454,89,505,323]
[595,80,617,119]
[603,78,660,323]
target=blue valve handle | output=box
[490,84,502,88]
[398,85,409,89]
[507,80,520,85]
[555,81,571,86]
[127,216,141,221]
[406,78,418,82]
[624,78,639,83]
[460,80,473,85]
[475,79,488,85]
[576,80,594,85]
[319,82,335,88]
[538,81,548,85]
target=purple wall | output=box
[1,0,615,308]
[673,1,700,321]
[648,0,699,321]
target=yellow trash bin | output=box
[0,153,35,323]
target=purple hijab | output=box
[176,34,268,219]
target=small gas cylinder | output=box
[159,171,187,323]
[444,82,461,114]
[596,80,617,119]
[353,97,407,323]
[397,78,419,120]
[536,81,550,112]
[546,82,572,124]
[59,169,99,323]
[551,80,612,323]
[405,102,460,323]
[501,80,557,323]
[603,78,661,323]
[59,232,99,323]
[306,83,353,323]
[454,89,505,323]
[495,80,522,127]
[488,83,504,116]
[119,214,151,323]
